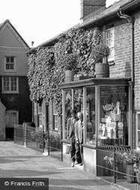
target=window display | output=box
[86,87,95,145]
[98,86,128,146]
[65,89,72,139]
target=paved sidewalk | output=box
[0,142,133,190]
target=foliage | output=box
[63,53,78,71]
[90,43,110,63]
[30,130,48,144]
[27,26,109,113]
[122,150,140,164]
[104,149,140,168]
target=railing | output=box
[14,123,44,152]
[14,124,62,160]
[96,145,140,189]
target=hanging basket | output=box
[65,70,73,83]
[95,63,109,78]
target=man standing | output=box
[67,109,77,167]
[75,112,83,165]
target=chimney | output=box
[81,0,106,20]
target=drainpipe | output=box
[117,9,135,148]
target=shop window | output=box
[65,89,72,139]
[136,112,140,148]
[86,87,95,145]
[98,86,128,146]
[73,88,83,113]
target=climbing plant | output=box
[27,26,107,114]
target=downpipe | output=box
[117,9,135,148]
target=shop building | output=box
[29,0,140,175]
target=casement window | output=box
[5,110,19,128]
[105,27,115,62]
[136,112,140,148]
[4,56,16,72]
[2,76,19,93]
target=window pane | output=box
[98,86,128,146]
[74,88,83,113]
[138,132,140,147]
[11,77,17,91]
[65,89,72,139]
[138,114,140,130]
[6,111,18,128]
[86,87,95,145]
[3,77,10,91]
[6,63,14,70]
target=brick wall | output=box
[81,0,106,20]
[134,12,140,110]
[109,21,132,78]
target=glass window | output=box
[53,102,61,131]
[5,56,16,72]
[2,76,18,93]
[106,28,114,62]
[5,111,18,128]
[98,86,128,146]
[136,113,140,148]
[73,88,83,113]
[65,89,72,139]
[86,87,96,145]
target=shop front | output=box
[61,78,132,175]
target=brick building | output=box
[29,0,140,175]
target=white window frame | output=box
[2,76,19,94]
[53,102,59,131]
[5,110,19,128]
[105,27,115,63]
[136,112,140,149]
[4,56,16,72]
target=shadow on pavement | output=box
[0,169,62,177]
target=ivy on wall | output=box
[27,26,107,114]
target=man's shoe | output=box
[71,162,75,167]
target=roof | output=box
[80,0,140,28]
[30,0,140,52]
[0,19,30,49]
[28,23,81,54]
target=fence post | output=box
[113,147,117,183]
[24,123,27,147]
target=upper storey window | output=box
[105,28,115,62]
[4,56,16,72]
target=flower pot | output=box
[126,163,135,183]
[65,70,73,83]
[95,63,109,78]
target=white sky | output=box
[0,0,118,47]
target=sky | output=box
[0,0,118,47]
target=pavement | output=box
[0,141,137,190]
